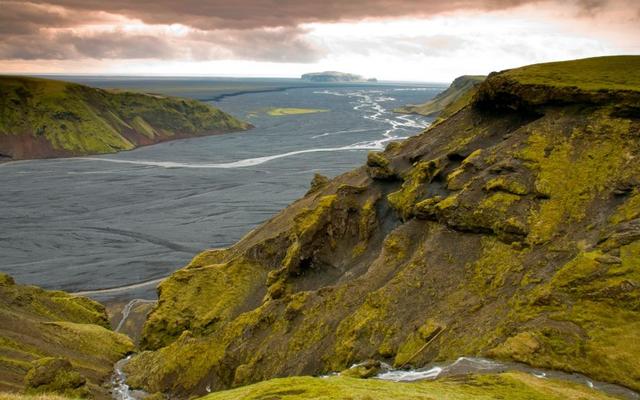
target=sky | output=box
[0,0,638,82]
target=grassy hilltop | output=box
[0,76,249,160]
[119,55,640,399]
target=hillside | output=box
[199,373,622,400]
[0,76,250,161]
[115,56,640,398]
[0,273,132,399]
[394,75,485,117]
[301,71,368,82]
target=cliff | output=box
[394,75,485,117]
[121,55,640,398]
[0,273,133,399]
[0,76,250,161]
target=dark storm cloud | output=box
[0,25,323,62]
[0,1,80,35]
[0,0,636,62]
[0,30,175,60]
[188,27,324,62]
[13,0,540,30]
[15,0,636,30]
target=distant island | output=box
[0,76,250,161]
[301,71,376,83]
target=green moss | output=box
[468,237,525,296]
[495,242,640,391]
[352,199,378,257]
[366,151,395,179]
[307,173,330,195]
[462,149,484,167]
[394,75,485,119]
[394,320,443,367]
[446,168,466,190]
[294,195,337,237]
[331,291,396,370]
[435,194,459,211]
[130,116,157,138]
[484,177,529,195]
[388,160,441,220]
[414,196,443,219]
[0,274,133,395]
[141,256,267,350]
[129,303,285,394]
[0,76,249,159]
[488,332,540,359]
[479,192,521,214]
[382,231,409,262]
[520,115,628,243]
[24,357,88,398]
[610,189,640,224]
[0,393,75,400]
[200,372,619,400]
[502,56,640,92]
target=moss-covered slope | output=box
[394,75,485,117]
[199,373,620,400]
[0,273,133,398]
[126,56,640,398]
[0,76,250,160]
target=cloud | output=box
[16,0,638,30]
[0,0,637,65]
[0,26,324,63]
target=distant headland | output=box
[301,71,377,83]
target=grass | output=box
[503,55,640,91]
[0,393,76,400]
[0,273,133,396]
[265,108,329,116]
[121,55,640,397]
[0,75,249,159]
[395,75,485,117]
[199,373,620,400]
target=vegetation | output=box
[0,273,133,398]
[265,108,329,116]
[394,75,485,117]
[0,76,249,160]
[199,373,620,400]
[105,56,640,399]
[502,55,640,91]
[0,393,75,400]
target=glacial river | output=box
[0,79,439,301]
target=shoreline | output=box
[0,125,252,165]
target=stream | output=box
[108,302,639,399]
[373,357,639,400]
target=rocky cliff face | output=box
[0,76,250,160]
[126,56,640,398]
